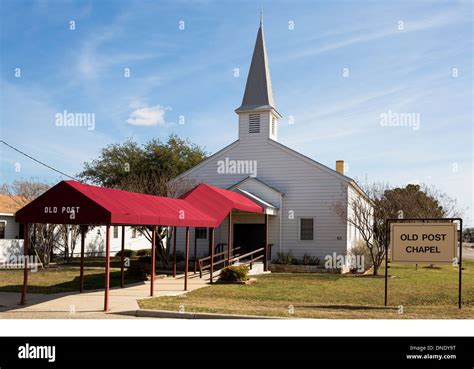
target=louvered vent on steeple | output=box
[249,114,260,133]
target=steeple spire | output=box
[235,15,278,115]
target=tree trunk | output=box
[63,226,69,262]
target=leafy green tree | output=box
[379,184,446,219]
[79,135,208,265]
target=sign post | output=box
[384,218,463,309]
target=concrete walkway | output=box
[0,273,209,318]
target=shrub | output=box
[273,251,297,265]
[301,254,321,266]
[136,249,151,257]
[168,250,185,263]
[175,250,185,262]
[348,240,373,272]
[127,260,150,280]
[115,249,136,258]
[138,255,152,264]
[219,265,249,282]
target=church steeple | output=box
[236,16,279,114]
[236,16,281,142]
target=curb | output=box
[135,309,282,319]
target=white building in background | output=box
[80,225,151,257]
[0,194,24,263]
[173,20,369,263]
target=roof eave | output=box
[234,105,282,118]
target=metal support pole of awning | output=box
[120,225,125,288]
[172,226,177,278]
[150,226,156,297]
[210,228,215,283]
[227,212,232,264]
[80,225,86,292]
[20,223,29,305]
[193,230,198,274]
[184,227,190,291]
[104,225,111,311]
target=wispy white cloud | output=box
[76,12,160,80]
[282,8,469,61]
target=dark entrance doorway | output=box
[233,224,265,256]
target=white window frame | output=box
[0,221,6,239]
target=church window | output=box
[195,227,207,239]
[299,218,314,241]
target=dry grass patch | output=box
[138,260,474,319]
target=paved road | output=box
[463,246,474,260]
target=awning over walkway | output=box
[15,180,267,311]
[180,183,264,225]
[15,180,263,227]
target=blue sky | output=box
[1,0,472,224]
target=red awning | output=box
[15,180,263,227]
[180,183,263,225]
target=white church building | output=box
[173,20,369,263]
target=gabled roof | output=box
[227,176,284,196]
[235,21,276,114]
[268,139,370,201]
[172,140,239,182]
[0,194,27,214]
[173,138,368,201]
[268,139,353,182]
[180,183,263,225]
[235,188,278,211]
[16,180,263,227]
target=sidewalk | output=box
[0,274,209,318]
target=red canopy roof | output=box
[15,180,263,227]
[180,183,263,224]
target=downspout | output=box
[279,193,283,254]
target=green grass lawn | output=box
[138,260,474,319]
[0,266,144,294]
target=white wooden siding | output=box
[174,138,350,260]
[0,215,20,239]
